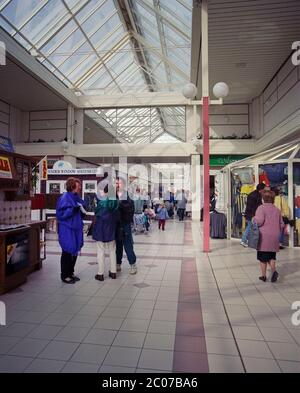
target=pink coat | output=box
[253,203,284,252]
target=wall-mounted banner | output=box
[39,156,48,180]
[48,168,98,175]
[0,156,12,178]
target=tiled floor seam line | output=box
[20,299,92,373]
[172,222,209,373]
[172,256,209,373]
[227,259,297,372]
[47,251,186,261]
[132,250,173,372]
[7,300,69,373]
[206,253,247,373]
[13,280,130,372]
[99,248,175,370]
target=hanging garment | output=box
[240,184,255,195]
[210,211,227,239]
[274,195,290,218]
[260,164,287,184]
[295,196,300,209]
[259,171,270,187]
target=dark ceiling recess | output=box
[0,56,67,111]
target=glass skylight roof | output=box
[0,0,192,143]
[86,106,186,143]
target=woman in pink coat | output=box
[253,190,284,283]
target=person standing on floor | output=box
[253,190,284,283]
[241,182,266,247]
[56,177,86,284]
[93,184,118,281]
[176,189,187,221]
[157,202,169,231]
[115,176,137,274]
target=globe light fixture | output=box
[213,82,229,99]
[182,83,198,99]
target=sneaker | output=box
[117,264,122,272]
[271,271,279,283]
[259,276,266,282]
[240,241,248,248]
[129,264,137,275]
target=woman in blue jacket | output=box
[56,177,85,284]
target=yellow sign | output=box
[0,156,12,178]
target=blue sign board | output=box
[0,135,14,152]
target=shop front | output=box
[218,141,300,247]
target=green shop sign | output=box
[209,155,250,167]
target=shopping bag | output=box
[247,222,260,249]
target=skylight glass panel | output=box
[20,1,69,44]
[1,0,47,29]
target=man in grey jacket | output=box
[176,189,187,221]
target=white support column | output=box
[67,104,75,144]
[74,109,84,145]
[191,154,201,221]
[186,105,201,142]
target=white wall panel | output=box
[0,100,9,114]
[264,81,300,134]
[30,110,67,120]
[278,68,298,100]
[277,58,296,85]
[0,122,9,136]
[263,90,277,114]
[210,104,248,115]
[263,78,277,103]
[29,129,66,142]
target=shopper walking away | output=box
[56,177,86,284]
[116,176,137,274]
[93,185,118,281]
[241,183,266,247]
[157,202,169,231]
[176,189,187,221]
[253,190,284,283]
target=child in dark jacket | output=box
[93,185,118,281]
[157,203,169,231]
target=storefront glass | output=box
[231,167,255,238]
[293,163,300,247]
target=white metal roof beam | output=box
[132,31,188,80]
[78,91,189,108]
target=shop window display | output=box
[294,163,300,246]
[83,181,97,213]
[231,167,255,238]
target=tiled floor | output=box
[0,219,300,373]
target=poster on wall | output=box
[0,156,12,178]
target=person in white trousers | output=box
[92,185,118,281]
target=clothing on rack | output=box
[210,211,227,239]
